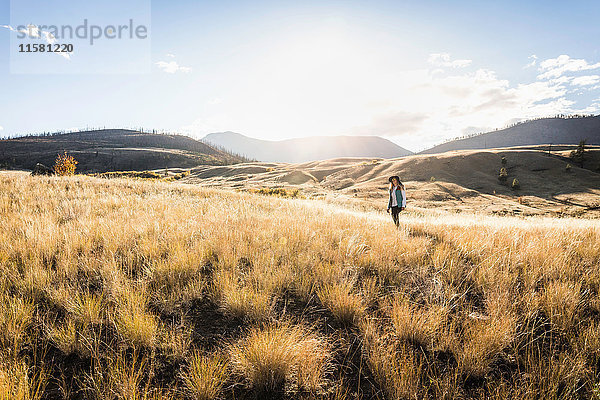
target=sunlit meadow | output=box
[0,172,599,399]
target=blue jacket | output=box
[388,186,406,209]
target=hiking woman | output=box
[387,175,406,227]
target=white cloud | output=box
[180,40,600,152]
[428,53,472,68]
[524,54,537,68]
[155,60,192,74]
[166,53,176,58]
[0,126,3,131]
[538,54,600,80]
[2,24,71,60]
[570,75,600,86]
[346,66,576,150]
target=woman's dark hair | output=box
[388,175,403,191]
[388,175,402,185]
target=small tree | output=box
[565,163,572,173]
[498,167,508,183]
[501,156,507,166]
[511,178,520,190]
[569,140,586,167]
[54,151,78,176]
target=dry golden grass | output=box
[0,359,46,400]
[0,171,599,399]
[229,322,332,394]
[317,282,365,326]
[182,351,229,400]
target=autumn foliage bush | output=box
[53,152,78,176]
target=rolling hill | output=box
[180,144,600,217]
[421,116,600,154]
[0,129,246,172]
[203,131,413,162]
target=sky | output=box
[1,0,600,151]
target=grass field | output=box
[0,172,599,399]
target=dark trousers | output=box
[390,206,402,227]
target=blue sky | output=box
[1,0,600,151]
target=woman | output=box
[387,175,406,227]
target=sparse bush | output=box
[566,163,572,172]
[498,167,508,183]
[53,151,78,176]
[501,156,507,166]
[105,352,149,400]
[570,139,586,167]
[250,187,301,198]
[98,170,162,179]
[511,178,520,190]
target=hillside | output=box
[421,116,600,154]
[180,145,600,217]
[0,129,245,172]
[203,131,413,162]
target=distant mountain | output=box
[421,116,600,154]
[202,132,413,162]
[0,129,246,172]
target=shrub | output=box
[565,163,572,172]
[569,139,586,167]
[511,178,520,190]
[54,152,78,176]
[498,167,508,183]
[501,156,507,166]
[251,187,300,198]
